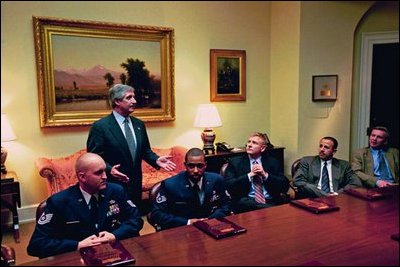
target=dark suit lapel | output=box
[312,157,321,184]
[71,186,92,224]
[240,156,251,174]
[331,159,340,191]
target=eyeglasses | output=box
[186,163,206,169]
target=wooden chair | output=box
[289,158,302,199]
[146,182,163,231]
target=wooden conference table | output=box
[22,186,399,266]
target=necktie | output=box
[378,151,390,180]
[192,184,201,206]
[252,161,266,204]
[321,161,330,193]
[123,118,137,163]
[89,195,99,230]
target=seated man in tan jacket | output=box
[351,126,399,188]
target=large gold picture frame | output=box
[33,16,175,127]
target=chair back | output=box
[220,162,229,177]
[289,158,302,199]
[146,182,162,231]
[291,158,302,178]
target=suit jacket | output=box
[293,156,362,198]
[27,183,143,258]
[87,113,159,207]
[351,147,399,188]
[151,171,231,230]
[224,155,289,207]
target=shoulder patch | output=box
[156,192,167,203]
[38,212,53,225]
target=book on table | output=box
[79,240,135,266]
[290,197,340,214]
[193,217,247,240]
[344,187,385,200]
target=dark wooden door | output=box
[370,42,399,149]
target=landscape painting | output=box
[33,16,175,127]
[53,35,161,112]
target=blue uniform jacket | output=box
[27,183,143,258]
[151,171,231,230]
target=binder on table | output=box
[79,240,135,266]
[193,217,247,240]
[290,198,340,214]
[344,187,386,200]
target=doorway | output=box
[370,42,399,148]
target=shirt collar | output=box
[249,156,262,164]
[79,187,93,205]
[113,110,128,125]
[188,177,203,190]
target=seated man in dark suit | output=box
[351,126,399,188]
[293,136,362,198]
[27,153,143,258]
[224,132,289,213]
[151,148,231,230]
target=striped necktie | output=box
[321,161,330,193]
[252,161,266,204]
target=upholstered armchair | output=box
[35,149,87,196]
[141,146,188,199]
[35,146,188,200]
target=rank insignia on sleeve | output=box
[156,192,167,203]
[38,213,53,225]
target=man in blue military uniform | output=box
[151,148,231,230]
[27,153,143,258]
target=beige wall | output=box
[1,1,271,219]
[2,1,396,222]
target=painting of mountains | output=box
[55,65,122,90]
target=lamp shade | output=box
[193,104,222,128]
[1,113,17,142]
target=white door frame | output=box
[357,31,398,148]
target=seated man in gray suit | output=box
[293,136,362,198]
[351,126,399,188]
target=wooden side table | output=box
[1,171,21,243]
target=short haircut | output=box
[185,148,205,162]
[109,84,134,108]
[321,136,338,150]
[370,126,390,140]
[249,132,268,145]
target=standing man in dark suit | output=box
[151,148,231,230]
[27,153,143,258]
[293,136,362,198]
[224,132,289,213]
[87,84,176,213]
[351,126,399,188]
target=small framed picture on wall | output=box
[312,75,338,102]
